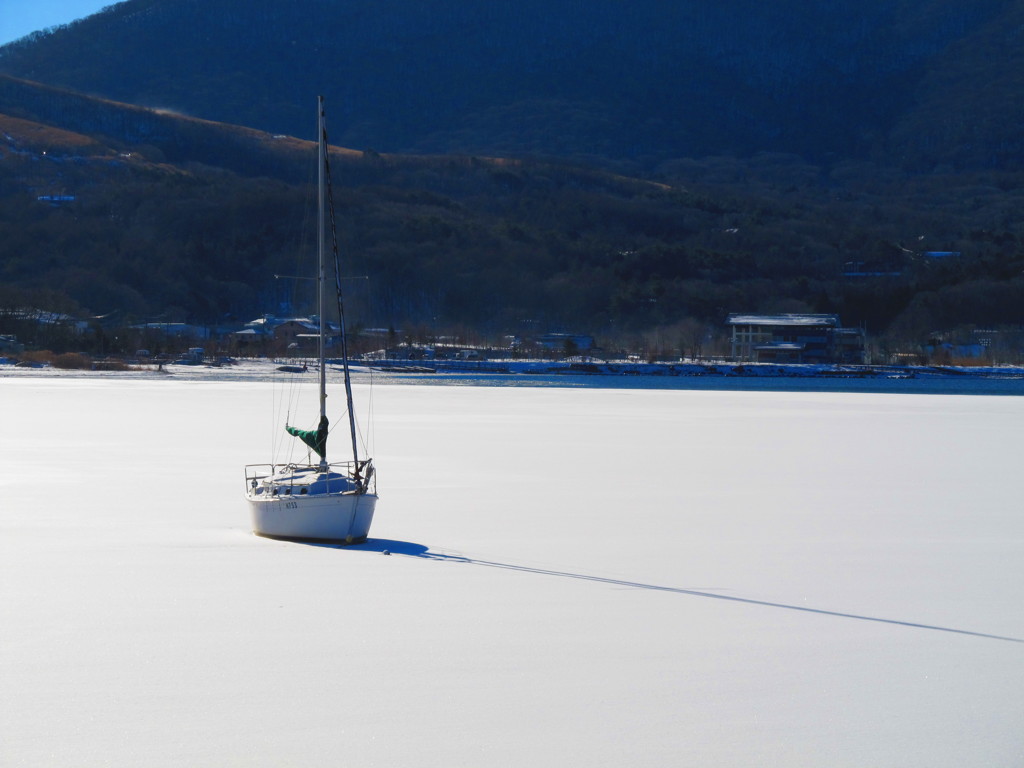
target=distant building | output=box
[131,322,210,340]
[536,333,594,353]
[266,319,320,350]
[727,313,865,364]
[7,308,88,335]
[233,315,338,353]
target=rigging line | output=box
[273,364,293,462]
[270,368,281,462]
[368,366,376,456]
[278,363,309,465]
[361,369,375,455]
[274,367,287,463]
[359,382,373,456]
[320,102,360,470]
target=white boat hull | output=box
[248,490,378,543]
[245,461,378,543]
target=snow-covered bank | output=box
[4,356,1024,396]
[1,377,1022,766]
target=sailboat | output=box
[244,97,378,543]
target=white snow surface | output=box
[2,367,1023,767]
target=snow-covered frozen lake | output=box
[2,369,1022,767]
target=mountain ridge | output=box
[2,76,1021,351]
[2,6,1023,352]
[1,0,1020,171]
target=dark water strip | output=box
[369,371,1024,396]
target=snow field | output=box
[1,378,1022,767]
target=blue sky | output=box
[0,1,112,46]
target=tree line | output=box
[2,118,1022,359]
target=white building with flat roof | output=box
[727,314,864,364]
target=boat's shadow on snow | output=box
[341,538,1021,644]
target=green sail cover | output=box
[286,415,329,458]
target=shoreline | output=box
[4,357,1024,395]
[365,358,1024,380]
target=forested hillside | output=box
[1,0,1020,171]
[1,0,1023,356]
[2,79,1023,355]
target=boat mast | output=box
[319,96,362,477]
[317,96,328,468]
